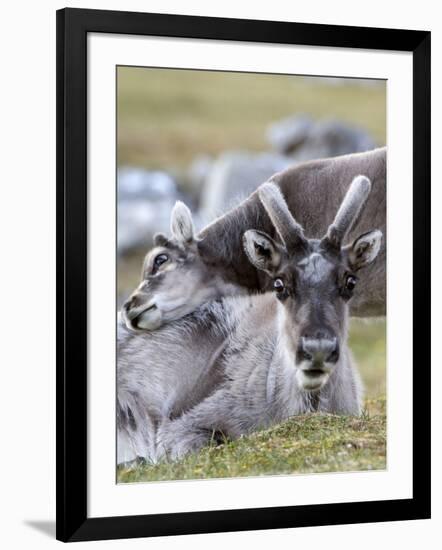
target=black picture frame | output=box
[56,7,431,543]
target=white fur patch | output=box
[328,175,372,243]
[170,201,195,244]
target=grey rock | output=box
[187,155,214,198]
[117,168,179,255]
[295,119,376,160]
[118,167,176,201]
[118,200,175,255]
[267,115,376,160]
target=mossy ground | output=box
[117,396,385,483]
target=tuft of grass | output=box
[117,396,386,483]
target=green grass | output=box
[117,67,386,170]
[118,396,385,483]
[349,318,386,399]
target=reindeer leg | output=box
[156,389,236,461]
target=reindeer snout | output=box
[298,336,339,365]
[122,291,160,331]
[123,293,143,313]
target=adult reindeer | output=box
[122,148,386,332]
[118,176,382,463]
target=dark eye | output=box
[273,278,285,293]
[154,254,168,269]
[345,274,357,291]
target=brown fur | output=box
[198,148,386,316]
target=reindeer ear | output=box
[243,230,283,274]
[170,201,195,245]
[153,232,170,247]
[346,230,382,271]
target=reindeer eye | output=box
[345,275,357,291]
[154,254,169,269]
[273,278,285,292]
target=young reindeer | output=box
[122,147,386,332]
[155,175,382,459]
[118,175,382,463]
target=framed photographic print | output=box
[56,7,431,542]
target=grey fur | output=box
[118,292,362,463]
[170,201,195,245]
[324,175,371,248]
[257,182,307,251]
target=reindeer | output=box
[118,175,382,463]
[122,147,386,333]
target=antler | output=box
[258,182,308,251]
[323,175,372,249]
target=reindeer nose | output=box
[123,295,136,313]
[298,336,339,364]
[122,293,145,320]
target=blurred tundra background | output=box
[117,67,386,402]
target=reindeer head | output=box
[243,176,382,392]
[122,202,222,331]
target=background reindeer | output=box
[122,148,386,333]
[119,175,382,463]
